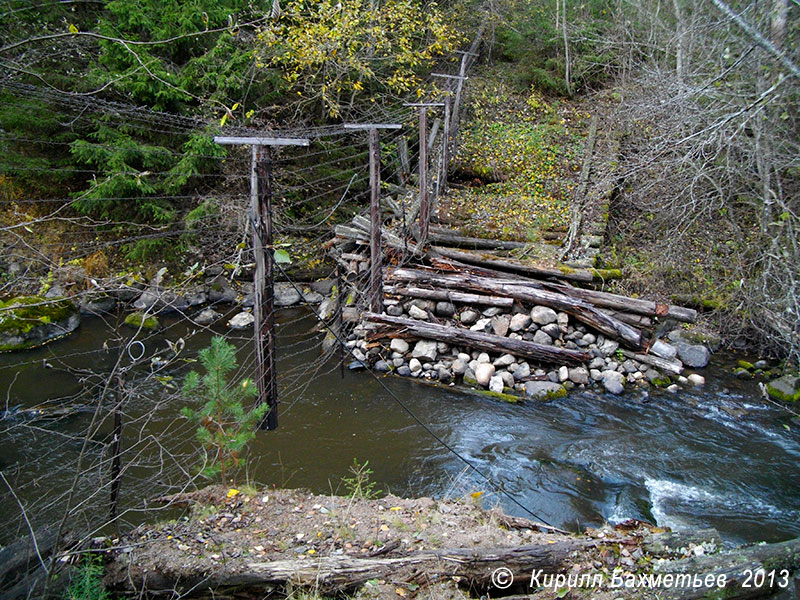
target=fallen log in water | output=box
[619,349,684,375]
[387,268,677,359]
[364,313,591,364]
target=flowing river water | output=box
[1,307,799,546]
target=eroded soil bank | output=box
[104,486,800,599]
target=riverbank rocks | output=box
[435,301,456,317]
[411,340,437,361]
[530,306,558,325]
[274,283,302,307]
[408,305,428,320]
[525,381,567,401]
[0,296,80,351]
[474,363,495,387]
[569,367,590,385]
[675,342,711,368]
[766,374,800,403]
[602,370,625,394]
[390,338,409,354]
[194,308,222,325]
[79,294,117,315]
[509,313,531,332]
[228,311,255,330]
[687,373,705,386]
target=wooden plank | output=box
[418,106,429,245]
[213,136,309,146]
[343,123,402,130]
[368,129,382,313]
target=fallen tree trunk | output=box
[365,313,591,364]
[384,285,515,308]
[425,227,529,250]
[430,246,622,284]
[654,536,800,600]
[430,257,696,325]
[619,349,684,375]
[387,268,677,359]
[543,280,697,323]
[598,308,653,329]
[110,540,589,596]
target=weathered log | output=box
[365,313,591,364]
[387,268,677,359]
[619,349,684,375]
[543,281,697,323]
[334,224,369,241]
[598,308,653,329]
[425,227,529,250]
[654,536,800,600]
[383,285,515,308]
[109,540,589,596]
[431,257,696,325]
[431,246,623,284]
[352,215,422,256]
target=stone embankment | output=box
[341,294,712,401]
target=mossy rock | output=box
[737,360,755,371]
[0,296,80,352]
[766,375,800,403]
[124,312,160,330]
[652,377,672,388]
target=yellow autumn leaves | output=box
[255,0,463,117]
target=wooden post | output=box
[256,147,278,431]
[343,124,401,313]
[368,128,382,313]
[398,137,410,185]
[432,73,469,168]
[441,95,451,194]
[403,103,444,246]
[336,264,344,379]
[214,135,309,431]
[418,106,429,246]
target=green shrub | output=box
[63,554,109,600]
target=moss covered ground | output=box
[441,66,590,243]
[0,295,75,335]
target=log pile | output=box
[326,211,704,398]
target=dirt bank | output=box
[103,486,799,599]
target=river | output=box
[1,307,798,546]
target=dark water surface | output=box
[1,307,798,546]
